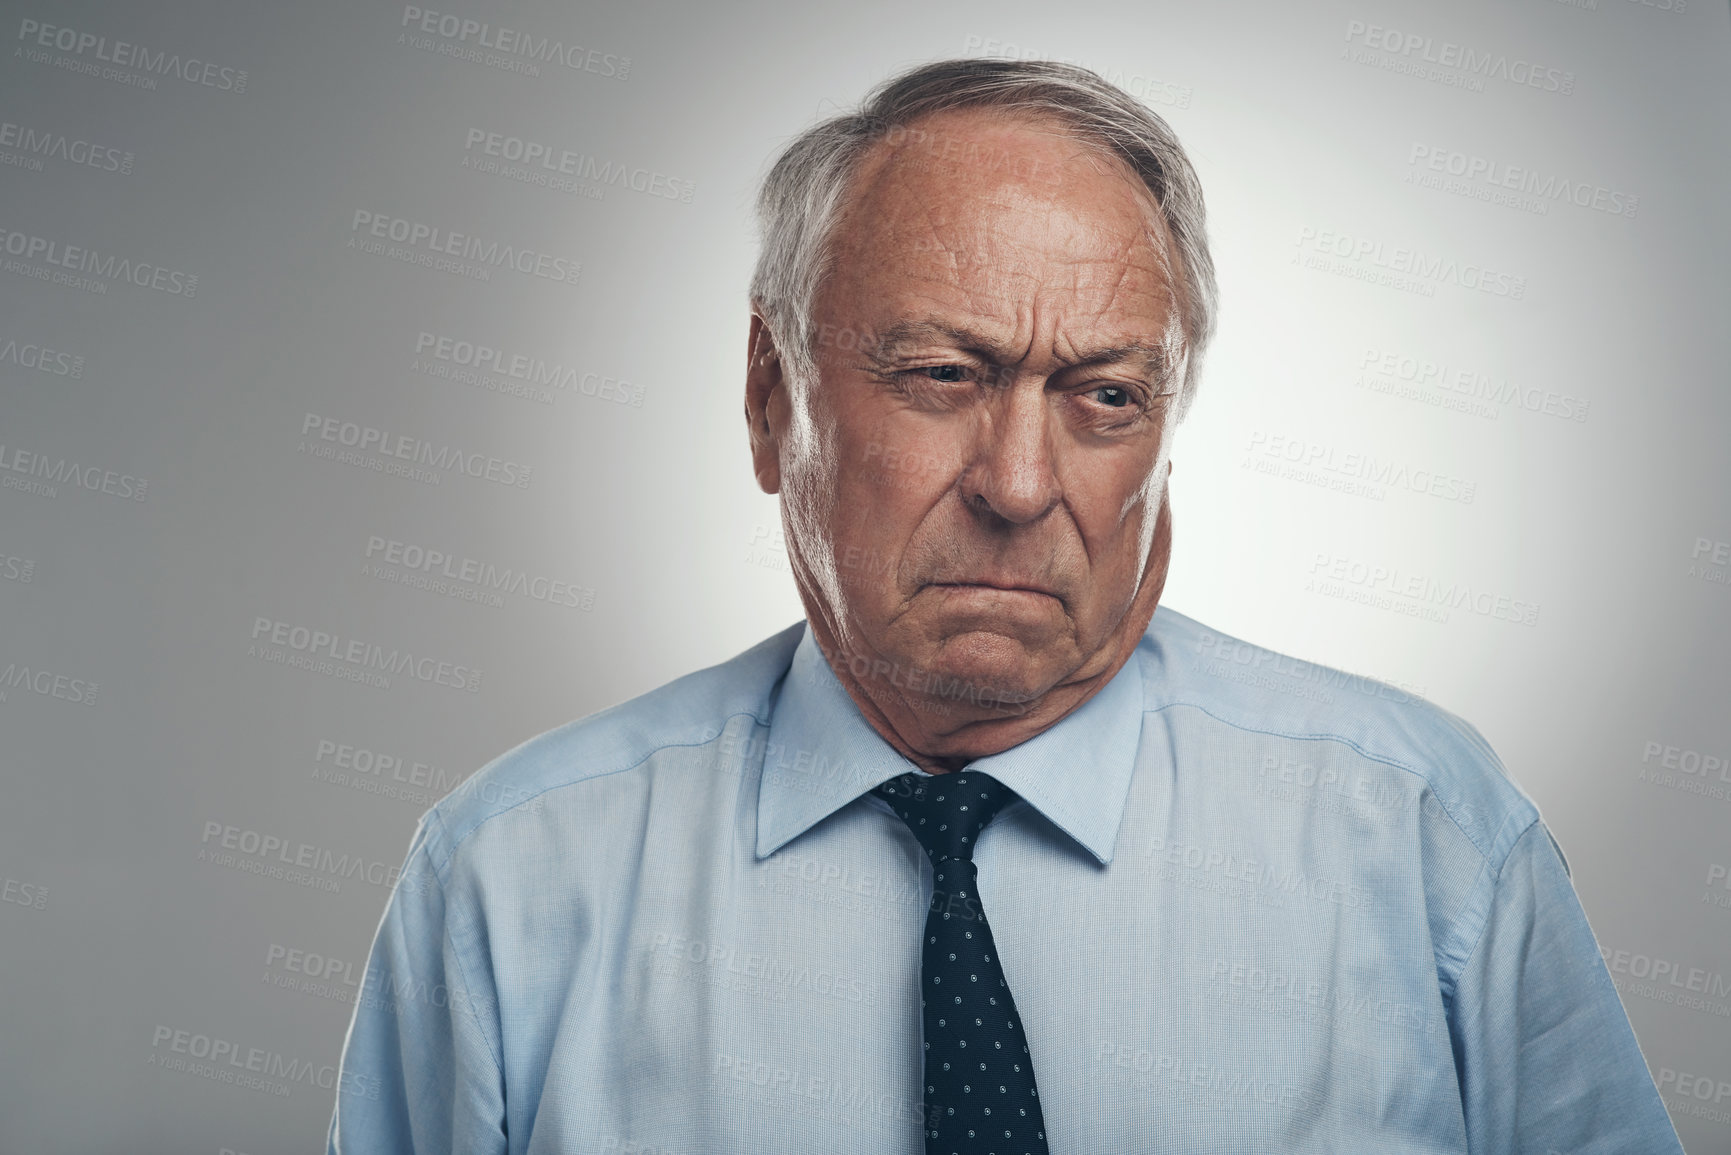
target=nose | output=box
[957,382,1063,526]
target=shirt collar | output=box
[755,623,1145,866]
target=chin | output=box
[911,628,1067,708]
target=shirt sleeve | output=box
[327,810,507,1155]
[1447,819,1684,1154]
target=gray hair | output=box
[749,57,1217,419]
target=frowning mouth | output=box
[925,580,1063,602]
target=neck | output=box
[806,615,1151,774]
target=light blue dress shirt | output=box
[328,606,1683,1153]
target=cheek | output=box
[1070,458,1164,568]
[1118,462,1167,525]
[779,390,849,511]
[839,418,961,510]
[830,452,937,557]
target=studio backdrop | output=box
[2,0,1728,1151]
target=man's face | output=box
[755,109,1186,717]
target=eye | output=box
[922,365,968,383]
[1090,385,1132,408]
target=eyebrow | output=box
[865,319,1174,386]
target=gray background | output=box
[2,0,1728,1151]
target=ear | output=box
[745,310,787,494]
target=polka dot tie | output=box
[876,771,1049,1155]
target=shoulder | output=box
[415,621,804,875]
[1141,605,1540,865]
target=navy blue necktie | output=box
[875,770,1050,1155]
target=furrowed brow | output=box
[868,320,1174,387]
[1074,342,1174,388]
[866,320,1016,364]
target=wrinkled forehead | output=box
[821,108,1182,333]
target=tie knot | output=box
[874,770,1019,864]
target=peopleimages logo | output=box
[1146,834,1372,911]
[1,875,47,910]
[247,616,483,693]
[299,412,533,489]
[199,821,408,890]
[363,533,596,611]
[0,223,197,296]
[1191,632,1414,705]
[0,658,98,706]
[1244,430,1478,504]
[1341,19,1575,95]
[0,550,34,584]
[1355,347,1590,424]
[348,210,580,286]
[16,18,249,92]
[1654,1066,1731,1125]
[1406,144,1638,219]
[0,334,84,377]
[412,330,645,408]
[1294,226,1526,300]
[148,1023,379,1100]
[398,6,630,79]
[462,129,694,203]
[1306,552,1540,628]
[0,117,132,175]
[0,442,147,502]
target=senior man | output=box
[329,59,1681,1153]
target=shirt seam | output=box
[428,708,770,878]
[1445,814,1545,999]
[1144,697,1541,1006]
[426,807,508,1086]
[1144,698,1507,861]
